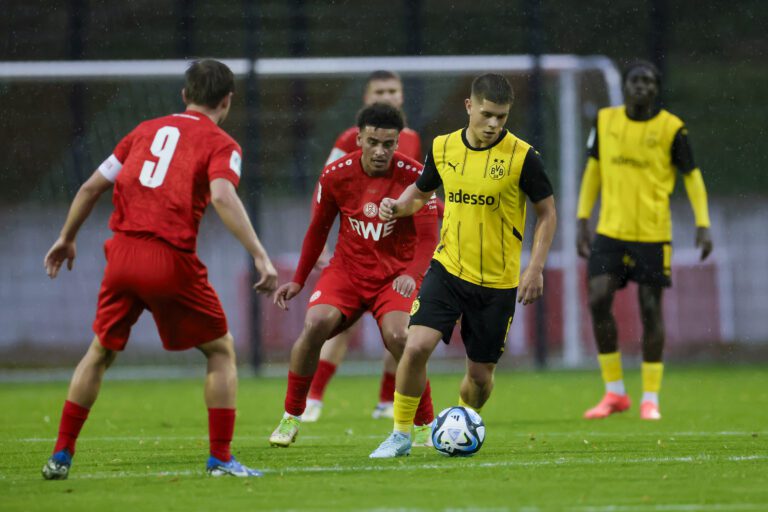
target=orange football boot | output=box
[640,401,662,420]
[583,392,631,419]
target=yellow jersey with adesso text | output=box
[430,129,534,289]
[595,106,685,242]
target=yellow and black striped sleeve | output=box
[519,149,554,202]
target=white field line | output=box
[18,431,768,443]
[573,505,767,512]
[3,454,767,481]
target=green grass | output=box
[2,366,767,511]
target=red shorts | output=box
[308,264,419,329]
[92,233,228,351]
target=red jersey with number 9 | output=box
[98,110,242,252]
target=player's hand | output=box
[273,282,302,310]
[695,226,713,261]
[314,246,332,270]
[576,219,591,258]
[518,267,544,305]
[379,198,397,221]
[44,237,76,279]
[253,257,278,294]
[393,274,417,298]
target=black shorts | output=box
[409,260,517,364]
[588,234,672,288]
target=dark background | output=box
[2,0,767,202]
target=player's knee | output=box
[88,339,117,367]
[382,329,408,358]
[588,290,612,316]
[302,316,336,343]
[198,332,236,361]
[403,340,432,365]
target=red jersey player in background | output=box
[268,103,439,448]
[304,70,425,424]
[41,60,277,480]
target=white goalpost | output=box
[0,55,623,367]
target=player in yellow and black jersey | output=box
[577,60,713,421]
[369,73,557,458]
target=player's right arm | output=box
[274,174,339,310]
[44,170,114,278]
[210,178,277,293]
[379,150,440,221]
[576,121,601,258]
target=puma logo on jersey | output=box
[447,161,460,172]
[348,218,397,241]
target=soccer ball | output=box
[431,406,485,457]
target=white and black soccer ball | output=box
[431,406,485,457]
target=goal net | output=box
[4,55,729,370]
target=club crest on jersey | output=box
[310,291,322,302]
[363,202,378,218]
[488,158,505,180]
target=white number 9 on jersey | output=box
[140,126,180,188]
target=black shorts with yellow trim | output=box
[588,234,672,288]
[409,260,517,364]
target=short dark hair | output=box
[364,70,401,90]
[184,59,235,108]
[621,59,661,87]
[356,102,404,132]
[471,73,514,105]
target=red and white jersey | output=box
[326,126,422,164]
[294,151,438,287]
[97,111,242,252]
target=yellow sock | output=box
[393,391,420,434]
[598,352,623,383]
[458,396,481,414]
[642,362,664,394]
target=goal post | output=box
[0,55,622,368]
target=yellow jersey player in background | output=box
[577,60,713,421]
[369,73,557,458]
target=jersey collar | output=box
[461,128,508,151]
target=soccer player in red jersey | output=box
[268,103,439,448]
[304,70,427,424]
[41,60,277,480]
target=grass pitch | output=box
[1,365,767,511]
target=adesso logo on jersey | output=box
[348,218,397,241]
[447,189,496,206]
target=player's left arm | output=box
[673,127,713,261]
[44,170,114,278]
[518,149,557,305]
[395,196,439,298]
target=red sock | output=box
[379,371,396,403]
[285,371,314,417]
[208,408,236,462]
[53,400,90,455]
[414,380,435,426]
[308,360,337,401]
